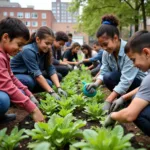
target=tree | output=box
[69,0,150,36]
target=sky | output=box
[10,0,71,10]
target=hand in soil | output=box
[104,114,116,128]
[58,87,68,97]
[109,97,124,113]
[102,101,112,112]
[32,107,45,122]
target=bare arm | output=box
[122,87,139,101]
[111,97,149,122]
[36,75,53,92]
[63,58,78,65]
[50,73,60,88]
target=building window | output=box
[68,20,72,23]
[57,20,60,22]
[42,13,46,19]
[25,21,30,27]
[10,12,14,16]
[25,12,30,18]
[32,13,38,18]
[3,12,7,16]
[17,12,23,18]
[42,21,47,26]
[32,21,38,27]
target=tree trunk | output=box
[141,0,147,30]
[134,0,139,31]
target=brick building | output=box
[0,6,55,33]
[52,0,79,23]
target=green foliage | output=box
[84,101,105,121]
[72,125,137,150]
[26,113,86,149]
[33,142,51,150]
[40,98,58,116]
[71,94,87,109]
[91,89,105,103]
[69,0,150,36]
[0,127,28,150]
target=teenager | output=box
[86,14,145,111]
[104,30,150,136]
[0,17,44,123]
[52,31,72,77]
[11,26,67,100]
[63,42,80,65]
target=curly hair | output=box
[96,14,120,38]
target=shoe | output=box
[0,114,16,124]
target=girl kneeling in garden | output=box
[104,30,150,137]
[11,26,67,100]
[86,14,145,111]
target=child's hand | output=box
[32,107,45,122]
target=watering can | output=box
[82,81,97,97]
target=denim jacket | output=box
[97,39,145,95]
[11,42,56,78]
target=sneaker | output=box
[0,114,16,124]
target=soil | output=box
[0,88,150,150]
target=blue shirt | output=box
[89,49,103,64]
[11,42,56,78]
[97,39,145,95]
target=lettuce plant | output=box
[84,102,105,121]
[71,94,87,109]
[40,98,58,116]
[0,127,28,150]
[72,125,145,150]
[26,113,86,149]
[58,108,74,117]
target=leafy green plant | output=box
[40,98,58,116]
[72,125,143,150]
[84,102,105,121]
[92,90,105,103]
[71,94,87,109]
[58,108,74,117]
[0,127,28,150]
[26,113,86,149]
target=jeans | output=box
[15,74,53,93]
[134,105,150,136]
[0,91,10,117]
[103,71,142,93]
[54,65,69,77]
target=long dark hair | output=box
[28,26,54,70]
[70,42,80,52]
[81,44,92,58]
[96,14,119,38]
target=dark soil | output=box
[0,89,150,150]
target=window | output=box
[3,12,7,16]
[42,21,47,26]
[17,12,23,18]
[25,21,30,27]
[68,20,72,23]
[25,12,30,18]
[32,13,38,18]
[32,21,38,27]
[42,13,46,19]
[57,20,60,22]
[10,12,14,16]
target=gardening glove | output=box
[76,60,83,67]
[109,97,124,113]
[58,87,68,97]
[30,95,39,106]
[49,91,61,100]
[102,101,112,112]
[86,82,99,93]
[104,114,116,128]
[67,64,73,71]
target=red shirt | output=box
[0,48,36,113]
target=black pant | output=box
[54,65,69,77]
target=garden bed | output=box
[0,68,150,150]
